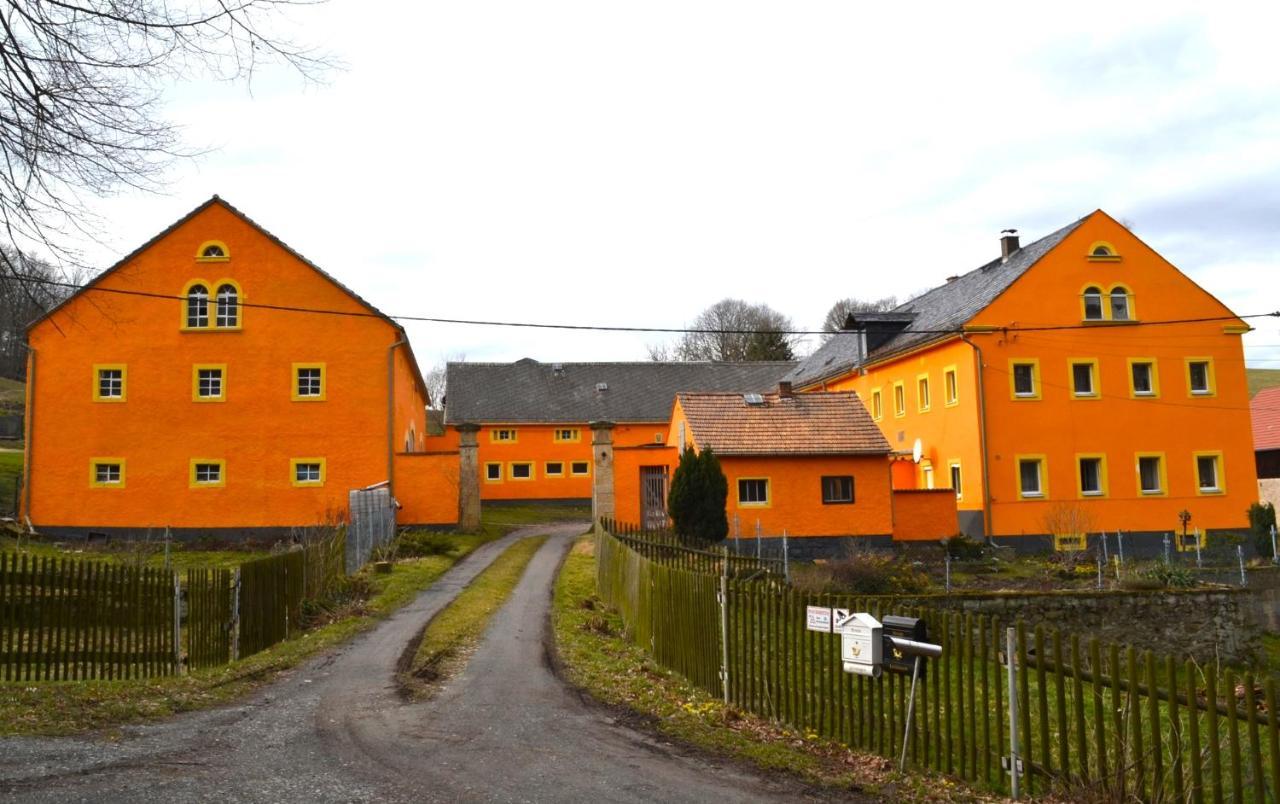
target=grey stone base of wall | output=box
[957,510,985,539]
[727,534,894,562]
[36,525,310,544]
[901,589,1258,666]
[482,498,591,508]
[989,528,1250,558]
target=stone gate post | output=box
[590,421,615,529]
[456,423,481,533]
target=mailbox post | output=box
[838,612,882,678]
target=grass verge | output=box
[400,534,548,697]
[0,536,484,737]
[551,536,1007,804]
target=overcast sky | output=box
[72,0,1280,372]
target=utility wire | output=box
[18,272,1280,336]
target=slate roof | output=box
[785,218,1087,388]
[444,359,795,424]
[1252,387,1280,451]
[677,392,890,456]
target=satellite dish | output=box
[912,439,923,464]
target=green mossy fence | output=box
[596,523,1280,801]
[1,533,346,680]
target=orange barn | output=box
[442,360,791,504]
[785,211,1257,551]
[23,197,454,537]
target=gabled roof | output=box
[444,359,795,425]
[1252,387,1280,451]
[29,196,431,400]
[785,218,1086,388]
[677,391,890,456]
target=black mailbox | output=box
[881,615,927,675]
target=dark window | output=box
[1131,362,1154,395]
[1188,361,1211,394]
[215,284,239,328]
[486,463,501,481]
[511,463,532,479]
[296,367,323,397]
[186,284,209,328]
[295,463,321,483]
[570,461,590,476]
[1092,245,1113,257]
[197,368,222,398]
[94,463,121,484]
[1079,458,1102,495]
[738,478,769,505]
[194,463,222,484]
[1018,459,1042,496]
[821,475,854,504]
[1083,287,1103,320]
[201,244,226,258]
[1139,456,1162,494]
[1071,363,1095,396]
[546,461,564,475]
[950,464,962,498]
[1013,363,1036,396]
[97,368,123,399]
[1197,456,1220,491]
[1110,288,1131,320]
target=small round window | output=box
[1087,241,1120,260]
[196,240,230,261]
[202,244,225,258]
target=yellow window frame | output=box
[1086,240,1121,262]
[1009,359,1041,401]
[1068,358,1101,400]
[89,457,126,489]
[1184,357,1217,397]
[509,461,535,481]
[1016,454,1048,499]
[484,462,504,483]
[1080,283,1106,321]
[1075,453,1109,499]
[291,362,327,402]
[545,461,565,477]
[892,381,906,418]
[870,387,883,421]
[569,461,591,477]
[1126,358,1160,398]
[189,458,227,489]
[1134,452,1168,497]
[92,363,127,403]
[180,278,213,331]
[943,366,959,407]
[490,428,518,444]
[290,457,326,488]
[1107,284,1137,321]
[736,476,771,508]
[916,373,931,413]
[552,428,581,444]
[1193,451,1225,495]
[192,363,227,402]
[210,278,244,331]
[195,240,230,262]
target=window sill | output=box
[1080,491,1105,498]
[1140,490,1165,497]
[1079,319,1138,326]
[1072,393,1100,400]
[180,327,243,334]
[1019,492,1044,499]
[1012,394,1040,401]
[1197,488,1224,495]
[821,500,855,506]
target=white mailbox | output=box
[838,612,883,678]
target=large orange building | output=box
[441,360,791,503]
[785,211,1257,549]
[23,197,455,537]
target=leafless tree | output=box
[646,299,800,362]
[0,0,331,327]
[0,248,81,379]
[820,296,899,341]
[426,352,466,410]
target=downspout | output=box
[387,336,406,498]
[960,333,993,541]
[22,345,34,526]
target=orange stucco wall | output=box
[394,452,459,526]
[24,201,430,531]
[613,444,679,525]
[719,455,894,538]
[800,210,1257,538]
[473,421,668,501]
[892,489,960,541]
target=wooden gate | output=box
[640,466,670,530]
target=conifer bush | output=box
[667,447,728,544]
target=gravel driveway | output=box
[0,524,841,803]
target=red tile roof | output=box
[1253,387,1280,451]
[677,391,890,456]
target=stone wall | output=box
[1260,478,1280,511]
[902,588,1260,666]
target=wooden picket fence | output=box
[597,524,1280,801]
[601,518,785,579]
[0,552,175,681]
[186,567,233,670]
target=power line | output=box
[18,272,1280,337]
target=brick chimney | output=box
[1000,229,1020,261]
[777,381,793,398]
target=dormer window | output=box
[1110,287,1132,321]
[186,283,209,328]
[215,283,239,328]
[1087,241,1121,261]
[196,240,230,262]
[1082,286,1103,320]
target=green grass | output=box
[1,534,269,571]
[0,377,23,413]
[476,503,590,539]
[1248,368,1280,398]
[0,450,21,485]
[401,534,548,696]
[0,535,485,736]
[551,537,985,803]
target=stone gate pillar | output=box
[456,423,481,533]
[590,421,615,529]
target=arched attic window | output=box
[215,283,239,328]
[1110,286,1133,321]
[1082,286,1103,321]
[186,284,209,328]
[1087,241,1121,262]
[196,240,230,262]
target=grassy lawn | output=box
[401,534,548,697]
[0,533,269,571]
[0,534,486,737]
[1248,368,1280,398]
[551,536,993,803]
[476,502,590,539]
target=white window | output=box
[1110,289,1131,321]
[295,463,322,483]
[1131,362,1154,396]
[197,368,223,399]
[738,478,769,506]
[1018,459,1043,497]
[1013,363,1036,397]
[1071,363,1095,397]
[297,368,322,397]
[1188,361,1212,395]
[194,463,222,484]
[97,368,123,399]
[1196,455,1220,492]
[1138,456,1163,494]
[215,284,239,328]
[95,463,121,484]
[186,284,209,328]
[1079,457,1103,496]
[1082,287,1103,320]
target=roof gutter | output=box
[388,336,407,498]
[960,332,993,540]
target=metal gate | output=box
[640,466,670,530]
[347,485,396,574]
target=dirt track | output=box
[0,525,844,802]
